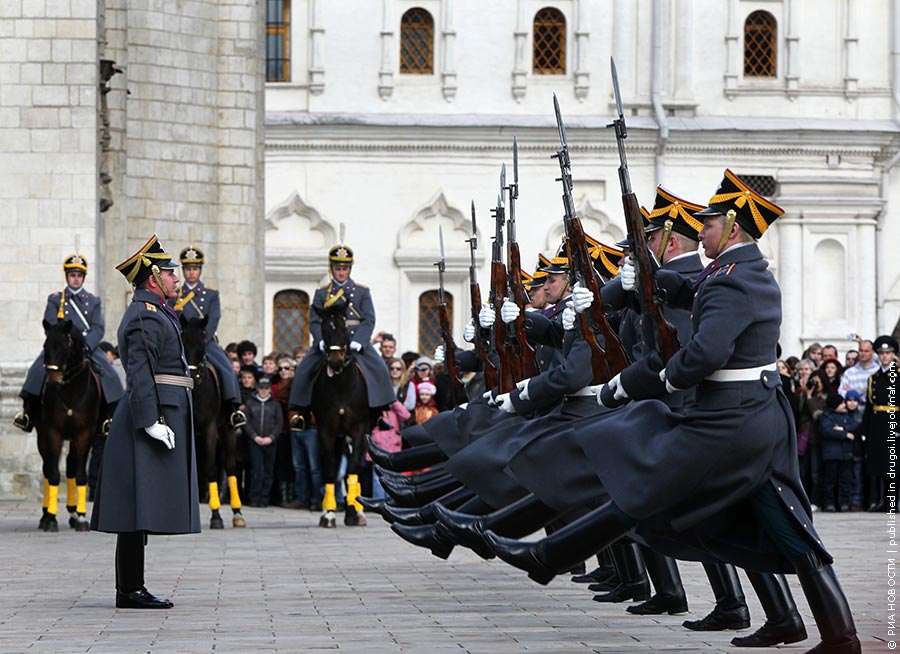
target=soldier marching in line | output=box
[91,235,200,609]
[169,245,246,429]
[15,254,124,434]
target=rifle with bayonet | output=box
[551,93,629,384]
[503,139,539,379]
[436,226,468,406]
[467,202,498,389]
[490,185,519,393]
[608,58,679,362]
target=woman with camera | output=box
[795,364,828,510]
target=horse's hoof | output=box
[209,516,225,530]
[319,515,336,528]
[74,520,90,532]
[344,511,358,526]
[356,512,367,527]
[45,518,59,533]
[232,515,246,528]
[68,516,78,529]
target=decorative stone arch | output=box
[394,190,482,349]
[543,197,625,251]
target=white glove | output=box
[660,368,679,394]
[349,341,362,352]
[482,389,497,407]
[433,345,445,364]
[562,305,576,331]
[145,421,175,450]
[620,256,636,291]
[318,339,325,352]
[478,304,495,328]
[500,300,520,324]
[463,319,476,343]
[495,393,516,414]
[608,373,629,401]
[516,378,530,401]
[571,282,594,314]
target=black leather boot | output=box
[391,523,454,559]
[683,563,750,631]
[485,501,630,585]
[732,572,807,647]
[115,532,172,609]
[792,551,860,654]
[627,547,688,615]
[383,475,462,508]
[366,436,446,472]
[379,471,456,494]
[434,494,559,560]
[373,464,448,485]
[593,542,651,603]
[572,551,615,584]
[13,394,41,432]
[382,487,476,526]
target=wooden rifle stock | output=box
[622,192,680,362]
[505,241,538,378]
[438,304,467,406]
[490,260,518,393]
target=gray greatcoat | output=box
[91,289,200,535]
[22,289,124,404]
[290,277,394,409]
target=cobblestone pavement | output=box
[0,500,890,653]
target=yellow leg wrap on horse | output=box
[227,475,242,509]
[323,483,337,511]
[66,478,76,508]
[42,479,50,509]
[209,482,221,510]
[346,475,363,512]
[76,485,87,514]
[47,484,59,515]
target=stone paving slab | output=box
[0,500,890,653]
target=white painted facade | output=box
[265,0,900,358]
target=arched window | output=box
[400,8,434,74]
[744,10,777,77]
[418,290,453,354]
[273,289,309,353]
[533,7,566,75]
[266,0,290,82]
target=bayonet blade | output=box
[470,201,478,248]
[611,57,625,122]
[512,137,519,186]
[553,93,568,149]
[500,163,507,194]
[497,192,503,210]
[439,225,445,261]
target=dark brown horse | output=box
[36,320,101,532]
[180,315,246,529]
[311,305,377,527]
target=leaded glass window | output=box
[744,10,777,78]
[400,8,434,74]
[533,7,566,75]
[273,289,309,353]
[418,290,453,355]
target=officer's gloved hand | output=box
[500,300,520,324]
[433,345,445,364]
[495,393,516,414]
[482,389,498,407]
[145,421,175,450]
[516,378,530,401]
[571,282,594,314]
[463,319,476,343]
[318,339,325,352]
[349,341,362,352]
[620,256,636,292]
[659,368,679,394]
[590,379,629,410]
[562,305,576,331]
[478,304,495,329]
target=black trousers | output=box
[822,460,853,509]
[115,532,146,593]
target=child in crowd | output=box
[243,376,283,507]
[239,365,257,406]
[818,393,859,512]
[415,381,439,425]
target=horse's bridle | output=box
[44,333,88,384]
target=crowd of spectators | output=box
[780,337,897,514]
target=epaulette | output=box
[204,286,216,292]
[143,302,158,312]
[317,284,329,291]
[355,283,368,289]
[710,263,737,278]
[51,292,61,298]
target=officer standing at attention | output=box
[91,234,201,609]
[859,334,899,512]
[170,245,246,429]
[15,253,124,433]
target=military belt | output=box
[706,363,777,383]
[566,386,594,398]
[873,405,899,413]
[154,374,194,389]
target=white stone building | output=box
[265,0,900,359]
